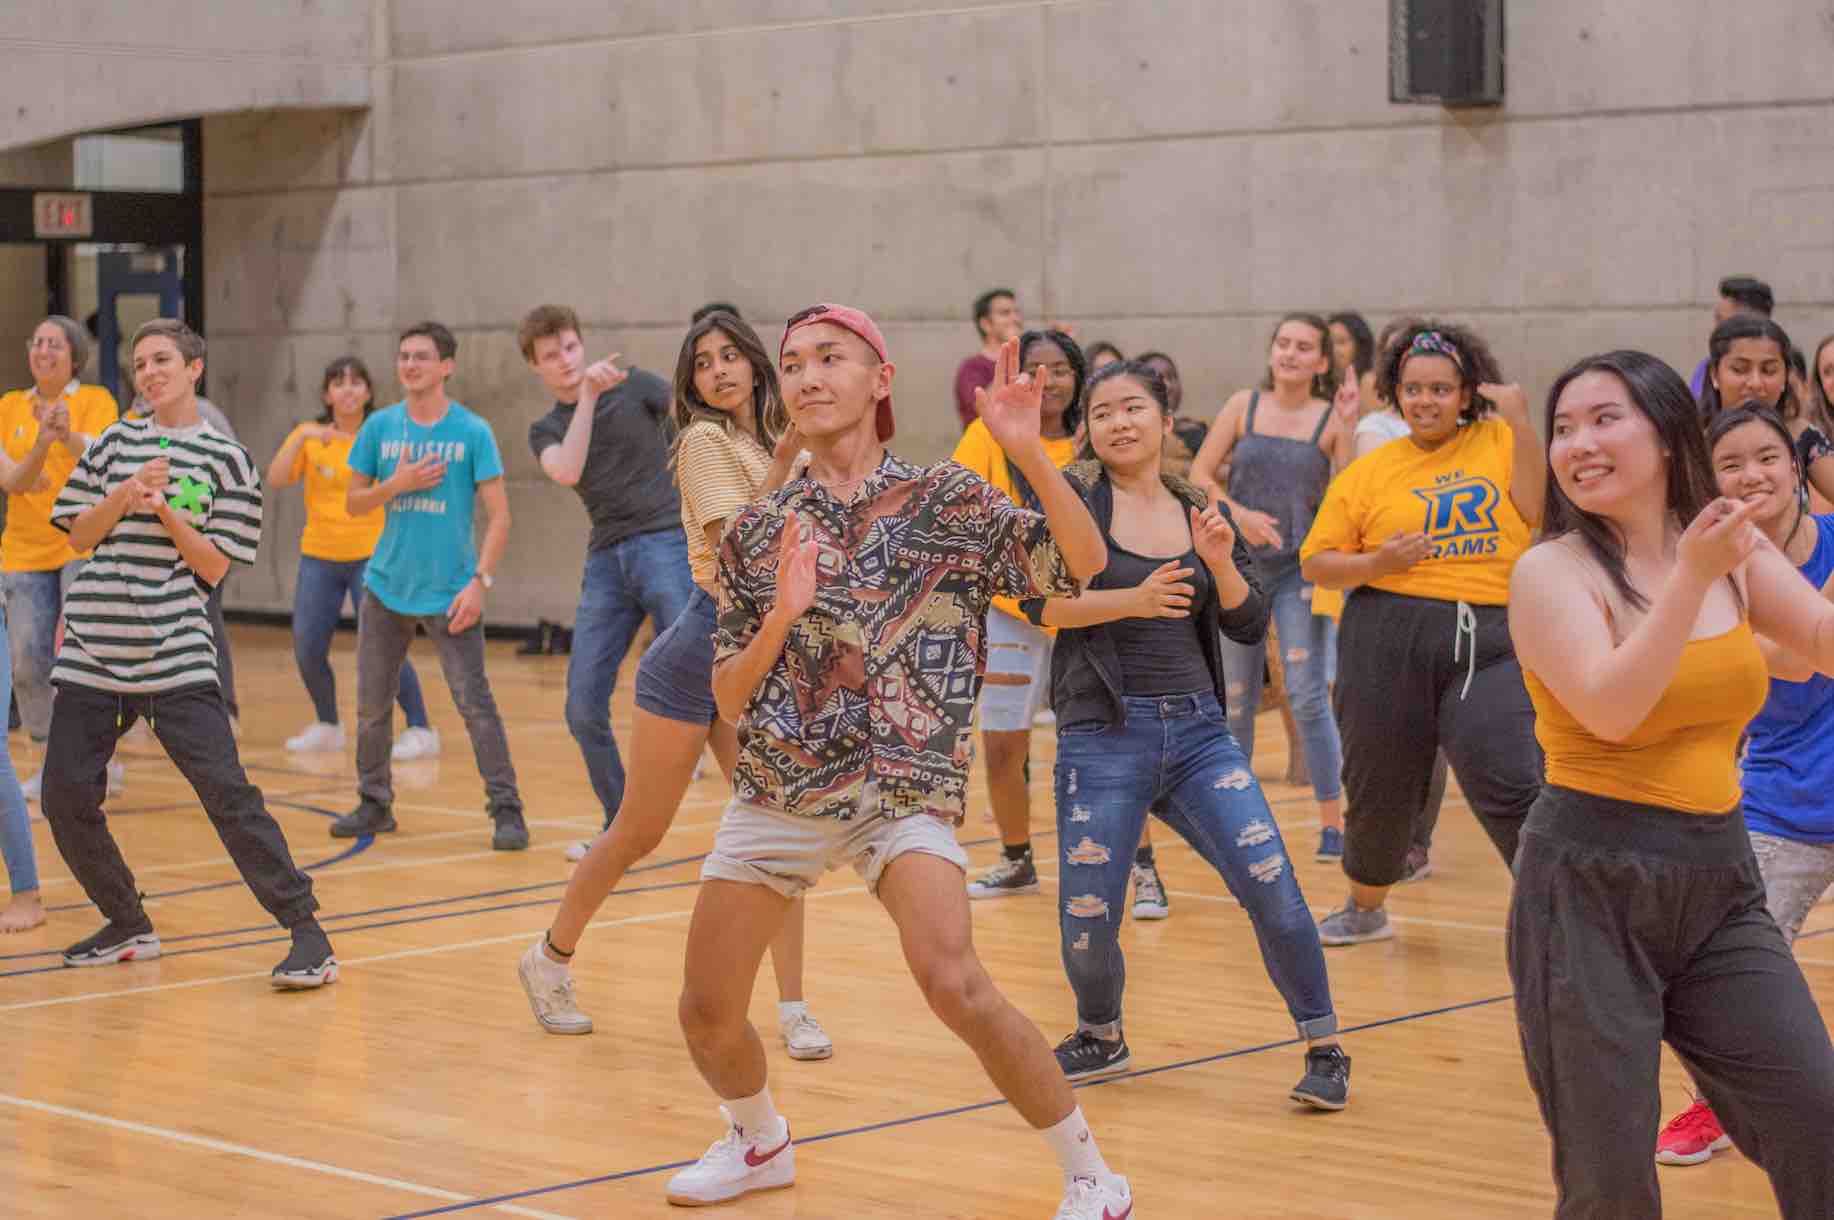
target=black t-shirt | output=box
[528,368,681,551]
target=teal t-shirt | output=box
[350,401,505,616]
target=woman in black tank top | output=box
[1190,314,1358,861]
[1018,360,1351,1112]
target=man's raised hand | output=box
[770,510,821,624]
[974,336,1045,453]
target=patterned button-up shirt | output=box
[716,451,1078,823]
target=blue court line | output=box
[377,992,1517,1220]
[31,799,372,919]
[4,827,1039,967]
[0,876,712,979]
[0,851,714,969]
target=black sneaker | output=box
[492,809,530,852]
[63,918,160,968]
[1054,1029,1132,1082]
[272,921,339,990]
[330,801,396,838]
[1291,1044,1351,1110]
[966,851,1038,899]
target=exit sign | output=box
[33,192,92,238]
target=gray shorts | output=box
[701,798,968,899]
[1750,831,1834,945]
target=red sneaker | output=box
[1655,1098,1731,1165]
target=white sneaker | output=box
[1054,1173,1134,1220]
[285,722,346,753]
[665,1108,795,1206]
[779,1009,834,1061]
[391,726,440,762]
[516,938,593,1035]
[22,769,41,802]
[106,760,124,797]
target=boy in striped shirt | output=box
[41,319,336,988]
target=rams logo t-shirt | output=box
[1300,417,1531,606]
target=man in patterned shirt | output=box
[42,320,335,988]
[663,305,1133,1220]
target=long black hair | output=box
[1327,311,1376,379]
[1708,400,1810,552]
[669,311,787,462]
[1543,350,1730,613]
[318,356,375,424]
[1698,315,1797,422]
[1017,327,1089,434]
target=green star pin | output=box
[170,474,211,521]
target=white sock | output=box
[1080,1019,1121,1042]
[1041,1106,1109,1181]
[536,936,571,973]
[726,1086,784,1141]
[778,1000,808,1025]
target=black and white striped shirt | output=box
[50,416,263,693]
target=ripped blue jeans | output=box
[1055,692,1337,1040]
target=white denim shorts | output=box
[701,797,968,899]
[979,610,1053,732]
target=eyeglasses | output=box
[27,337,69,352]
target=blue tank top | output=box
[1743,512,1834,843]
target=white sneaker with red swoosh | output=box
[665,1107,795,1206]
[1054,1173,1134,1220]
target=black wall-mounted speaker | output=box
[1390,0,1505,107]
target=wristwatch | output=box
[475,572,495,590]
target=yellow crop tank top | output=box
[1521,623,1769,814]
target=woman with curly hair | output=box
[1299,321,1545,945]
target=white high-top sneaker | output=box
[285,722,346,753]
[664,1106,794,1206]
[1054,1173,1134,1220]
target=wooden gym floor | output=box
[2,624,1828,1218]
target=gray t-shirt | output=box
[528,367,681,552]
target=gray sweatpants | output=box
[1508,786,1834,1219]
[1749,830,1834,945]
[355,590,521,817]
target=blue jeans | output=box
[1,562,78,741]
[0,604,37,894]
[1219,561,1344,802]
[568,529,695,825]
[1056,692,1337,1040]
[293,555,429,728]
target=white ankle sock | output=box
[778,1000,807,1025]
[726,1086,784,1140]
[1041,1106,1108,1180]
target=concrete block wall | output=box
[15,0,1834,620]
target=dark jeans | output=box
[1055,692,1337,1040]
[1335,589,1540,886]
[1508,786,1834,1219]
[355,591,520,815]
[293,555,429,728]
[567,529,695,826]
[41,682,318,929]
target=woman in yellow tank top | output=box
[1507,350,1834,1219]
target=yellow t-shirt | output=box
[677,420,774,593]
[951,420,1078,627]
[283,423,386,562]
[1300,416,1531,606]
[0,383,120,572]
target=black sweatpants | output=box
[41,682,317,930]
[1508,786,1834,1219]
[1334,588,1541,886]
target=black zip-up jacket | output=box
[1020,461,1269,729]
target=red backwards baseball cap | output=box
[780,303,894,441]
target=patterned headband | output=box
[1405,331,1463,371]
